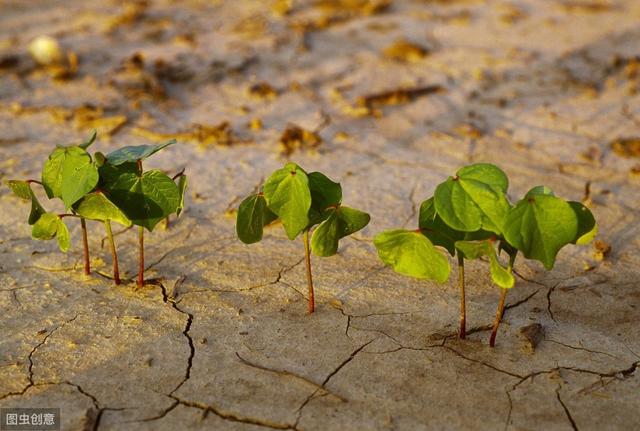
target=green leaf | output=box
[100,163,180,231]
[503,192,578,270]
[374,229,450,283]
[434,163,510,234]
[525,185,554,197]
[74,192,132,227]
[310,206,370,257]
[311,210,340,256]
[41,145,99,207]
[7,180,47,225]
[568,201,597,245]
[418,197,465,256]
[176,174,188,217]
[337,206,370,238]
[56,219,70,252]
[32,213,59,240]
[308,171,342,210]
[455,240,514,288]
[28,190,46,225]
[489,253,514,289]
[79,130,97,150]
[105,140,176,166]
[263,162,311,240]
[236,193,277,244]
[7,180,32,200]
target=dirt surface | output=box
[1,1,639,430]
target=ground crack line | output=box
[556,389,579,431]
[0,314,78,401]
[294,339,375,428]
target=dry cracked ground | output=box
[1,0,639,430]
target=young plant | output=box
[96,140,185,288]
[7,132,100,274]
[374,163,596,346]
[236,162,370,313]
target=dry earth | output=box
[1,0,639,430]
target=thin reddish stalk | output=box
[138,226,144,288]
[303,230,314,314]
[80,218,90,275]
[458,254,466,339]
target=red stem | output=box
[137,226,144,288]
[303,230,314,314]
[80,218,90,275]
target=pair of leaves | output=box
[99,162,180,231]
[455,240,514,288]
[31,213,70,252]
[41,145,99,208]
[7,180,46,225]
[503,186,597,269]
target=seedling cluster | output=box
[8,149,597,347]
[7,132,187,287]
[236,162,370,313]
[374,163,596,346]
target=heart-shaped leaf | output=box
[419,197,465,256]
[236,193,278,244]
[568,201,597,245]
[455,240,514,288]
[337,206,370,238]
[41,145,99,207]
[263,162,311,240]
[100,163,180,231]
[7,180,32,200]
[308,171,342,210]
[32,213,59,240]
[434,163,510,234]
[311,206,370,257]
[74,192,132,227]
[503,190,578,270]
[311,210,340,256]
[176,174,188,217]
[105,140,176,166]
[374,229,450,283]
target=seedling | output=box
[236,162,370,313]
[7,131,99,274]
[374,163,596,346]
[97,140,186,288]
[6,134,187,288]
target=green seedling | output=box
[97,140,185,288]
[7,131,99,274]
[236,162,370,313]
[375,163,596,346]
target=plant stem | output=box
[489,252,517,347]
[303,229,314,314]
[104,221,120,285]
[457,254,466,339]
[138,226,144,289]
[80,218,90,275]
